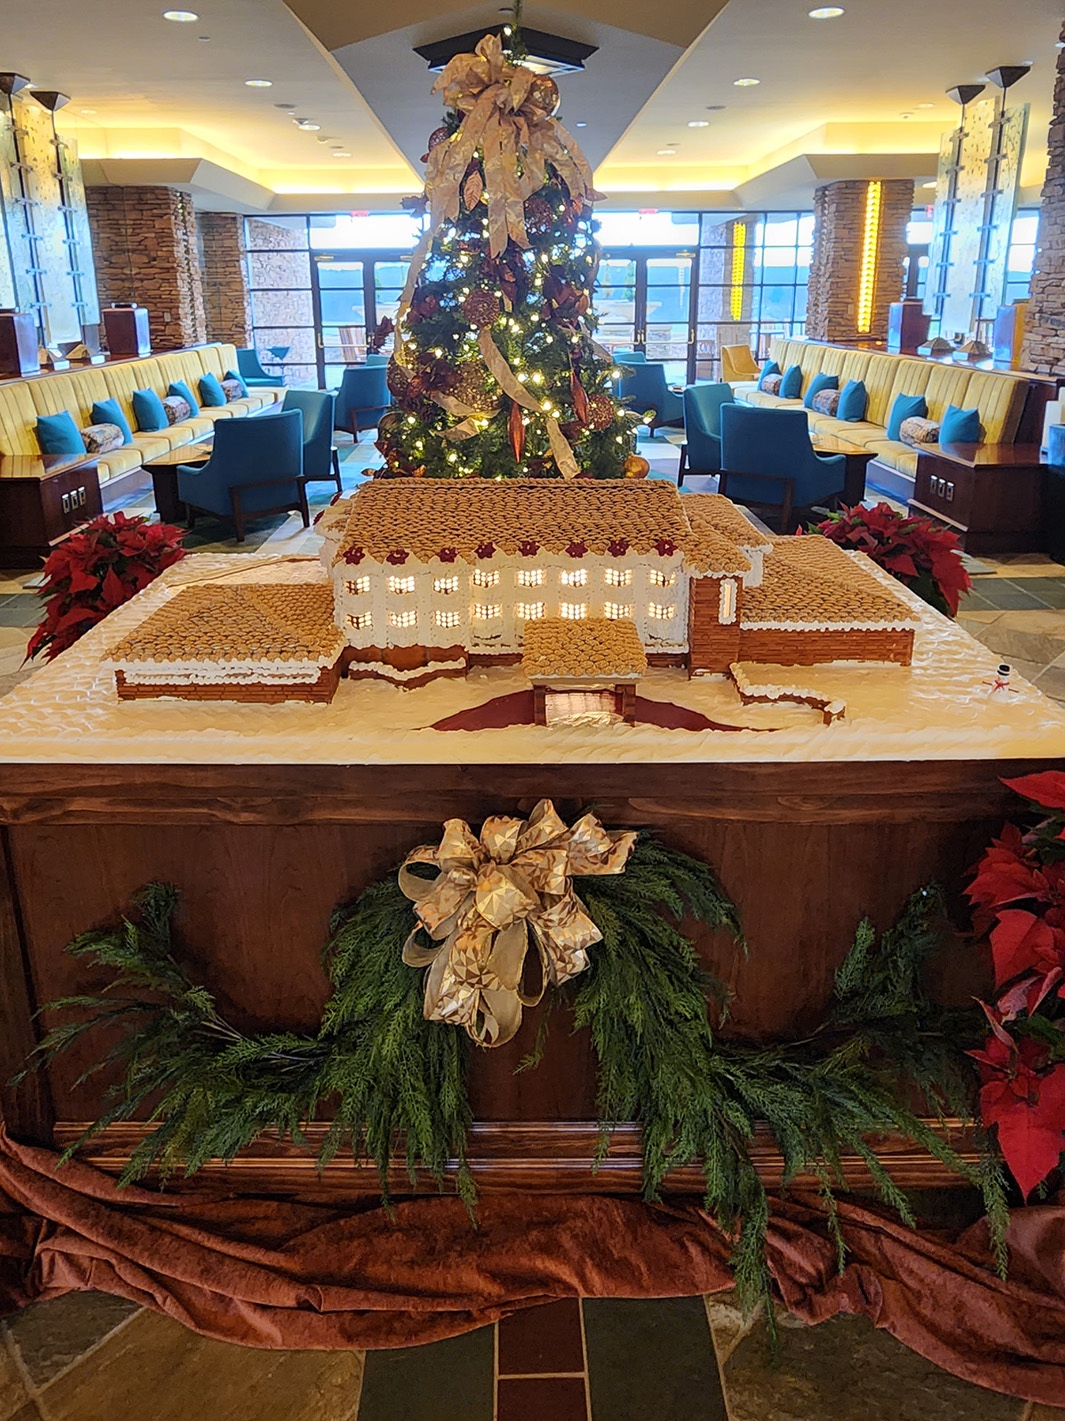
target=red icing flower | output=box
[608,539,629,557]
[344,546,365,566]
[476,542,496,559]
[519,540,539,557]
[566,541,588,558]
[386,550,409,565]
[654,538,676,557]
[438,547,458,563]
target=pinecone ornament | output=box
[386,357,410,399]
[462,289,501,330]
[452,363,497,414]
[586,393,615,431]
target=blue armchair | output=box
[618,361,684,435]
[176,408,307,543]
[336,364,390,437]
[614,350,645,361]
[364,352,389,365]
[282,388,341,495]
[719,405,846,531]
[678,383,734,488]
[235,348,285,389]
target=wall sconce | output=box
[730,222,746,321]
[856,180,882,334]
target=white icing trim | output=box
[350,657,468,681]
[742,618,918,632]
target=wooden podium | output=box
[887,300,930,355]
[0,310,40,377]
[102,304,151,359]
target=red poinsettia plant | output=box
[812,502,971,617]
[27,512,185,662]
[967,771,1065,1198]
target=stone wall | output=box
[85,186,206,351]
[805,179,914,343]
[199,212,253,347]
[1021,22,1065,374]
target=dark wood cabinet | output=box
[908,442,1046,554]
[0,454,103,565]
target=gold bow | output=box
[399,799,636,1046]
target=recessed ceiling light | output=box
[245,79,273,88]
[808,6,845,16]
[332,151,352,158]
[198,35,210,40]
[80,108,96,114]
[733,77,760,87]
[657,148,677,155]
[296,120,321,130]
[916,102,934,108]
[274,102,296,109]
[706,104,726,111]
[687,119,710,127]
[575,121,587,127]
[162,9,198,20]
[900,112,913,118]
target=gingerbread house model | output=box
[317,480,918,684]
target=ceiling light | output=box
[245,79,272,88]
[657,148,677,155]
[575,121,587,128]
[706,104,726,111]
[80,108,96,114]
[900,112,913,118]
[733,77,760,87]
[332,152,352,158]
[414,26,597,76]
[688,119,710,127]
[808,6,844,16]
[274,102,296,109]
[162,9,198,20]
[296,120,321,130]
[916,102,934,108]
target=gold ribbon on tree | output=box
[399,799,636,1046]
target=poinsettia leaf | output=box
[989,909,1063,987]
[985,1063,1065,1198]
[1004,772,1065,812]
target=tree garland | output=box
[21,833,1007,1322]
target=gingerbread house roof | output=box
[322,478,766,576]
[741,538,919,630]
[106,583,345,667]
[522,617,648,680]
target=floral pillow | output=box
[760,374,783,396]
[220,378,245,403]
[899,416,941,446]
[811,389,841,416]
[161,395,192,426]
[80,422,125,454]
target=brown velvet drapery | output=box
[2,1127,1064,1404]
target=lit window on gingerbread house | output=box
[434,575,460,594]
[650,570,676,588]
[517,568,545,587]
[648,603,675,621]
[605,568,632,587]
[515,601,545,620]
[389,610,417,628]
[474,603,502,620]
[388,576,416,594]
[604,601,634,620]
[719,579,738,623]
[560,602,587,620]
[345,576,371,596]
[347,612,372,630]
[473,569,500,588]
[435,610,461,629]
[561,569,587,587]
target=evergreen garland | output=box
[20,838,1006,1320]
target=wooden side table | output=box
[0,454,102,566]
[141,443,214,523]
[908,443,1046,554]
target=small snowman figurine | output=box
[989,662,1014,694]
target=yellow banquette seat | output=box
[0,343,282,484]
[740,338,1028,481]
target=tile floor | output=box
[3,432,1065,1418]
[3,1287,1064,1421]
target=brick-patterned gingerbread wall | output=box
[199,212,253,347]
[805,179,914,343]
[85,186,206,351]
[1021,22,1065,373]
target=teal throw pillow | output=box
[90,398,132,445]
[803,372,839,410]
[757,360,780,391]
[779,364,803,400]
[132,388,167,433]
[887,392,927,441]
[198,372,227,407]
[837,379,868,422]
[168,380,200,416]
[224,368,249,397]
[939,404,982,444]
[36,410,84,456]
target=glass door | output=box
[594,250,696,382]
[594,256,638,358]
[314,257,366,388]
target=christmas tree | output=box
[376,20,647,481]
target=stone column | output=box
[1021,23,1065,373]
[85,185,207,351]
[199,212,253,347]
[805,178,914,343]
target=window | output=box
[517,568,544,587]
[649,570,675,587]
[473,569,500,587]
[388,575,416,594]
[560,602,587,620]
[347,611,372,630]
[435,609,461,629]
[434,575,460,594]
[345,576,370,595]
[244,216,316,388]
[604,601,634,620]
[719,579,737,623]
[605,568,632,587]
[389,610,417,628]
[474,603,502,620]
[648,603,675,621]
[561,568,587,587]
[515,601,545,620]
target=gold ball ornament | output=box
[586,393,615,431]
[623,455,650,479]
[462,289,501,330]
[452,363,498,414]
[528,74,560,117]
